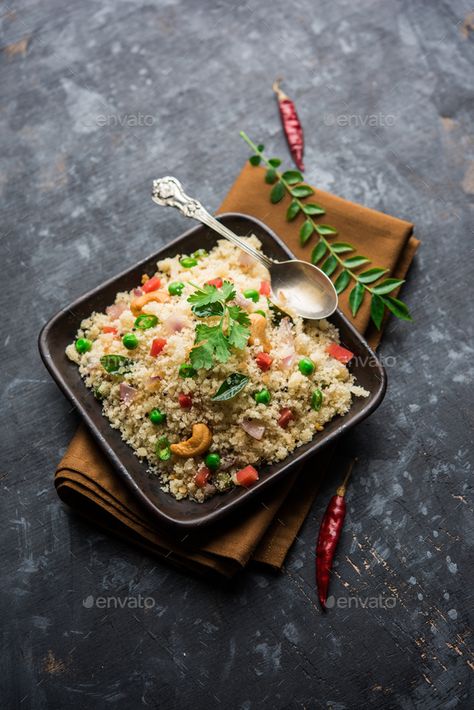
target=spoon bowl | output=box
[268,259,337,320]
[152,176,338,320]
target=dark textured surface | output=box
[1,1,473,708]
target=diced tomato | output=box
[178,393,193,409]
[150,337,167,357]
[255,352,273,372]
[194,466,211,488]
[278,408,294,429]
[142,275,161,293]
[326,343,354,364]
[206,277,223,288]
[102,325,118,334]
[259,280,271,296]
[233,465,259,487]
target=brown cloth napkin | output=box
[55,163,419,578]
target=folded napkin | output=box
[55,163,419,578]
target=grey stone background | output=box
[1,0,473,708]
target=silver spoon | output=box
[151,176,338,320]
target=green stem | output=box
[239,131,378,299]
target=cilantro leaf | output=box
[187,284,221,308]
[187,281,235,310]
[220,280,236,302]
[192,323,231,369]
[188,282,250,369]
[228,320,250,349]
[227,305,251,326]
[192,301,225,318]
[189,341,214,370]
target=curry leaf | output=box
[332,242,355,254]
[211,373,249,401]
[358,267,388,284]
[270,181,285,203]
[299,219,314,246]
[286,200,301,221]
[321,255,338,276]
[315,224,338,236]
[311,241,327,264]
[239,133,413,328]
[372,278,405,295]
[370,293,385,330]
[100,355,133,375]
[381,295,412,321]
[302,203,325,216]
[282,170,303,184]
[343,256,370,269]
[334,270,351,294]
[349,283,365,316]
[291,185,314,198]
[265,168,278,184]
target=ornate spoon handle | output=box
[152,177,273,269]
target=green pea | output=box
[254,309,266,318]
[298,357,315,376]
[205,453,221,471]
[75,338,92,354]
[180,257,198,268]
[179,363,197,378]
[149,409,166,425]
[311,388,323,411]
[192,249,208,259]
[168,281,185,296]
[243,288,260,303]
[122,333,139,350]
[254,388,271,405]
[134,314,158,329]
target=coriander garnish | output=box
[187,281,250,370]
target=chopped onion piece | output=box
[119,382,137,404]
[238,251,254,267]
[164,314,189,333]
[241,420,266,440]
[280,350,296,370]
[106,302,127,320]
[234,293,254,308]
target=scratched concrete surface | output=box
[1,0,473,708]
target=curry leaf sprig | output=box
[187,281,251,370]
[240,131,412,329]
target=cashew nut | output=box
[130,291,168,317]
[248,313,271,352]
[170,423,212,458]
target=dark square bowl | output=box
[39,213,386,530]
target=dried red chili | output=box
[316,460,355,609]
[272,79,304,171]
